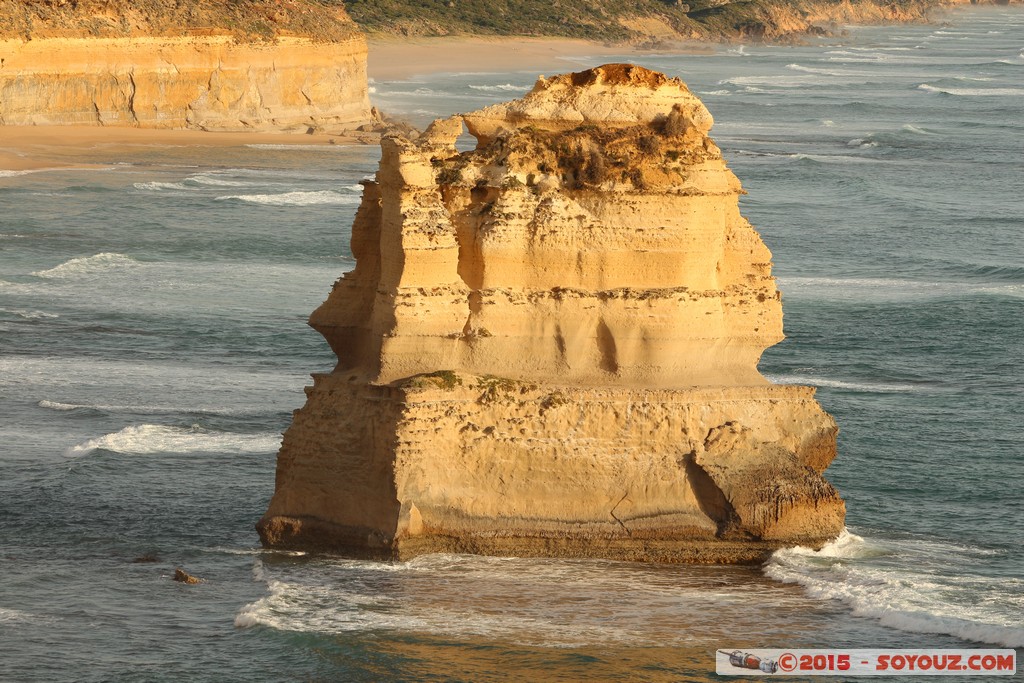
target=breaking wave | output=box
[0,308,58,320]
[721,75,832,88]
[918,83,1024,96]
[765,530,1024,648]
[244,144,353,151]
[66,424,281,456]
[215,191,360,206]
[733,150,877,164]
[185,174,253,187]
[31,253,139,279]
[467,83,528,92]
[785,64,863,77]
[0,608,46,623]
[780,275,1023,300]
[825,50,889,63]
[847,138,879,148]
[764,374,922,393]
[133,181,188,191]
[134,174,262,191]
[38,399,254,416]
[779,276,958,298]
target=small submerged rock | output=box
[173,568,202,585]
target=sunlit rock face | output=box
[0,35,370,130]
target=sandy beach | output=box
[366,36,672,81]
[0,126,377,172]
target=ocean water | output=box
[2,7,1022,681]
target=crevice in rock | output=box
[609,491,632,537]
[127,70,138,124]
[554,324,567,361]
[596,318,619,374]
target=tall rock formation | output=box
[258,64,845,563]
[0,2,370,130]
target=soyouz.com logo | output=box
[716,649,1017,676]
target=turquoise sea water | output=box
[1,8,1022,681]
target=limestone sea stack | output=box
[258,64,845,563]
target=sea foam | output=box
[66,424,281,456]
[779,276,948,298]
[786,64,862,77]
[235,554,818,648]
[765,374,921,393]
[244,144,354,151]
[185,174,255,187]
[38,399,253,416]
[0,308,58,320]
[468,83,528,92]
[765,530,1024,648]
[133,181,189,191]
[235,571,664,648]
[0,607,46,623]
[31,253,139,279]
[215,191,360,206]
[918,83,1024,96]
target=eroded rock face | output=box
[258,64,845,563]
[0,35,370,130]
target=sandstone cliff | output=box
[0,1,370,130]
[258,64,846,563]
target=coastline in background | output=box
[1,5,1021,681]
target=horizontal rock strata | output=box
[259,64,845,563]
[0,35,370,130]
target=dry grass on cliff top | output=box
[0,0,360,41]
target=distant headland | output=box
[345,0,1016,45]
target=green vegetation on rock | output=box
[339,0,951,43]
[342,0,658,41]
[423,370,464,389]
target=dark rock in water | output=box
[132,554,160,563]
[173,568,202,584]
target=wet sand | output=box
[0,126,372,172]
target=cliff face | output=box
[258,64,845,563]
[0,1,370,130]
[0,35,369,130]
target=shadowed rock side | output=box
[258,64,845,563]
